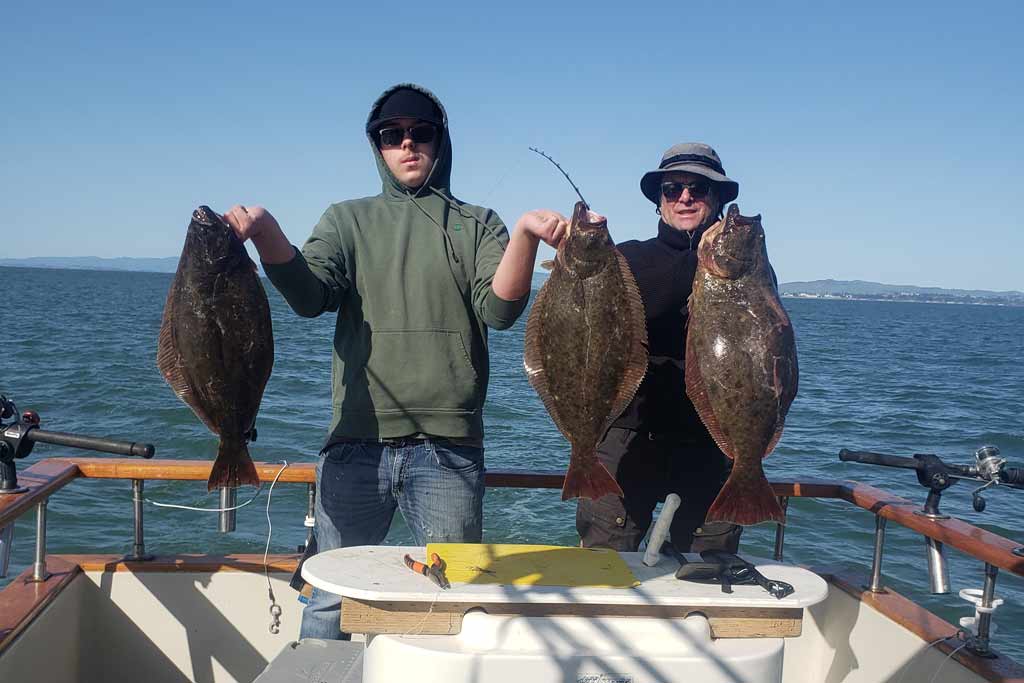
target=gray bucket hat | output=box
[640,142,739,205]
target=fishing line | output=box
[928,640,969,683]
[146,485,267,512]
[143,462,290,633]
[263,460,288,634]
[893,631,964,683]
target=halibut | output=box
[524,202,648,501]
[157,206,273,490]
[686,204,798,524]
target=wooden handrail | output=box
[0,460,79,528]
[2,457,1023,578]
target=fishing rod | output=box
[840,445,1024,657]
[529,147,589,209]
[840,446,1024,516]
[0,394,154,494]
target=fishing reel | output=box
[0,395,41,494]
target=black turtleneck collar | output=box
[656,219,705,252]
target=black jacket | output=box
[610,220,715,444]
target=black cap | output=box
[366,88,443,135]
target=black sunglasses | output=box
[378,124,437,147]
[661,179,712,201]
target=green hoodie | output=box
[264,84,528,443]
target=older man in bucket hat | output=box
[575,142,743,555]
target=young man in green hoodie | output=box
[224,84,564,640]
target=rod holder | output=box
[773,496,789,561]
[925,536,950,594]
[869,515,887,592]
[30,501,49,582]
[219,486,236,533]
[125,479,154,561]
[0,524,13,579]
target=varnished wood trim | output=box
[15,459,1024,578]
[340,597,802,638]
[817,567,1024,682]
[0,460,79,528]
[0,557,80,655]
[60,553,301,573]
[838,482,1024,576]
[41,459,847,497]
[65,459,568,489]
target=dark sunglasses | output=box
[661,179,712,201]
[378,124,437,147]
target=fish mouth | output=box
[570,201,607,234]
[192,206,224,227]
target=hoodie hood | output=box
[366,83,453,199]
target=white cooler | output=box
[362,610,784,683]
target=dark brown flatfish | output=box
[524,202,648,501]
[685,204,798,524]
[157,206,274,490]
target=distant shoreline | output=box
[781,293,1024,308]
[3,262,1022,307]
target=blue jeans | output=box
[299,438,485,640]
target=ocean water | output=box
[1,265,1023,660]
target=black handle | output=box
[26,429,154,458]
[1001,467,1024,486]
[839,449,923,470]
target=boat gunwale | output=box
[3,458,1021,578]
[2,456,1024,682]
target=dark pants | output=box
[576,427,741,553]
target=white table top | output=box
[302,545,828,611]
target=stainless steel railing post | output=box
[0,524,13,578]
[869,514,887,592]
[971,563,999,656]
[125,479,154,561]
[219,486,236,533]
[773,496,789,561]
[31,500,49,581]
[924,536,950,594]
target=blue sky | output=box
[2,1,1022,291]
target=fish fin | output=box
[523,280,571,440]
[606,250,649,422]
[156,307,221,435]
[764,347,799,457]
[540,260,555,271]
[684,327,735,460]
[561,452,623,501]
[207,439,260,491]
[705,461,785,525]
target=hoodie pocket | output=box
[366,329,480,412]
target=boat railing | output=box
[2,456,1023,658]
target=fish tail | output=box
[561,449,624,501]
[207,439,260,491]
[704,460,784,526]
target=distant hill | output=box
[0,256,180,273]
[780,279,1024,306]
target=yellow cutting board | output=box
[424,543,639,589]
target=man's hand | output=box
[222,204,294,264]
[223,205,279,243]
[514,209,568,249]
